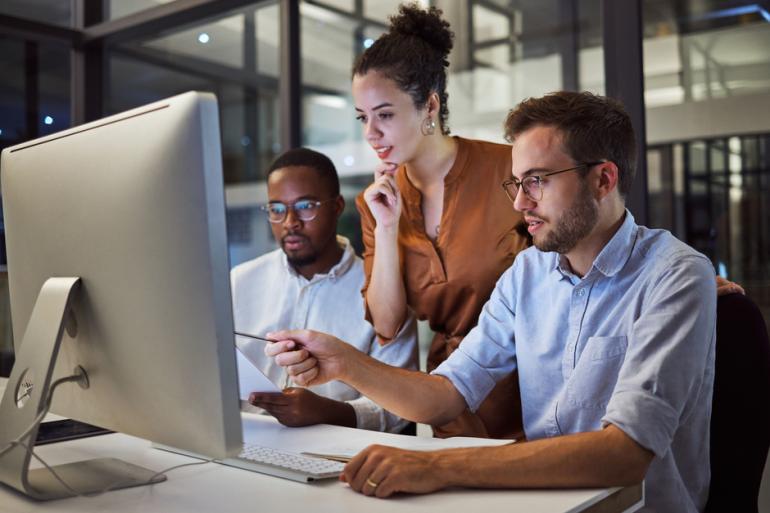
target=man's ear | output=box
[334,194,346,219]
[595,161,619,201]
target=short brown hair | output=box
[504,91,637,197]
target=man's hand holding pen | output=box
[264,330,352,387]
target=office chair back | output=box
[705,293,770,513]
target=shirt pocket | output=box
[565,335,628,411]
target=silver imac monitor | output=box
[0,91,242,499]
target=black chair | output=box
[706,293,770,513]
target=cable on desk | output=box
[0,373,215,497]
[0,373,82,459]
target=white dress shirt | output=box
[231,236,418,432]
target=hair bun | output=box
[389,3,453,58]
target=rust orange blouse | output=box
[356,137,529,438]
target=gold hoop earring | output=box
[421,117,436,136]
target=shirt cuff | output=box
[601,388,680,458]
[347,396,408,433]
[431,348,497,412]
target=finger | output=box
[362,467,390,498]
[347,447,383,494]
[374,473,395,498]
[266,329,311,344]
[264,339,296,357]
[286,357,318,377]
[373,172,400,194]
[365,180,397,206]
[255,403,288,417]
[345,452,373,494]
[292,367,319,387]
[343,449,367,484]
[716,284,741,297]
[274,348,310,367]
[378,175,400,206]
[374,162,398,178]
[249,392,289,407]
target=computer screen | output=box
[0,92,243,498]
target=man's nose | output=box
[512,185,535,212]
[282,207,302,229]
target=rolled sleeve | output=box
[602,253,716,457]
[432,345,499,412]
[347,396,408,432]
[603,389,681,457]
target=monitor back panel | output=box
[0,92,242,459]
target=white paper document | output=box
[236,346,281,399]
[241,414,513,460]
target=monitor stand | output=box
[0,277,166,500]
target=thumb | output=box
[266,329,309,344]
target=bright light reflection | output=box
[198,33,210,44]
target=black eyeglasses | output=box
[501,161,606,202]
[260,198,336,223]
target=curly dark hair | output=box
[504,91,637,198]
[352,3,454,135]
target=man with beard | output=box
[266,92,716,512]
[231,147,417,432]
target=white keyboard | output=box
[219,444,346,483]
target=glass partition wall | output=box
[643,0,770,320]
[1,0,769,374]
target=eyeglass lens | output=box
[504,177,542,201]
[266,200,319,222]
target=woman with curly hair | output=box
[352,3,527,439]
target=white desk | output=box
[0,378,643,513]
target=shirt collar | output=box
[551,209,638,281]
[400,136,468,208]
[591,209,637,277]
[281,235,355,282]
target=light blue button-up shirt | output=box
[434,211,715,513]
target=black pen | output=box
[234,331,273,343]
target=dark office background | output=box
[1,0,769,376]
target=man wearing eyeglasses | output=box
[266,92,716,512]
[231,147,417,432]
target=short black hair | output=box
[267,147,340,197]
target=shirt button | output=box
[577,289,586,297]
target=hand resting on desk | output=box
[341,445,450,498]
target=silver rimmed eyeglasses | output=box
[260,198,336,223]
[501,161,606,202]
